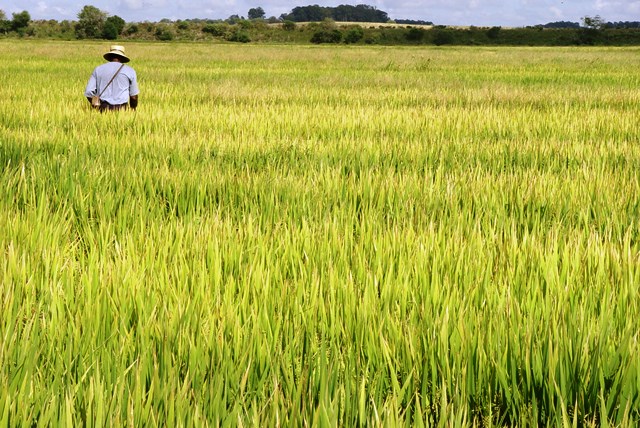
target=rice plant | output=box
[1,40,639,426]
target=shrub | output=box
[320,18,337,31]
[126,24,138,35]
[155,27,174,41]
[432,29,454,45]
[487,26,501,39]
[577,28,602,45]
[405,27,425,42]
[202,23,228,37]
[344,26,364,44]
[226,29,251,43]
[237,20,253,30]
[311,29,342,44]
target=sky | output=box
[1,0,638,26]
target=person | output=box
[85,45,139,111]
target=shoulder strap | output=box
[98,64,125,98]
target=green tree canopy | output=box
[11,11,31,32]
[103,15,126,39]
[582,15,606,30]
[75,5,107,39]
[0,10,9,34]
[248,7,265,20]
[282,4,388,23]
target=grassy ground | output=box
[1,40,639,426]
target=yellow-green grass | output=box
[1,40,639,426]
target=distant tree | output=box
[606,21,640,29]
[102,15,125,39]
[582,15,606,30]
[579,15,606,45]
[248,7,265,20]
[75,5,107,39]
[282,4,388,23]
[0,10,10,34]
[334,4,388,23]
[11,11,31,33]
[543,21,580,29]
[396,19,433,25]
[283,5,330,22]
[102,21,118,39]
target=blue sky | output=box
[1,0,638,26]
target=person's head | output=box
[103,45,130,63]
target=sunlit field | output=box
[1,40,639,426]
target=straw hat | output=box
[103,45,130,63]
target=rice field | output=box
[1,40,639,426]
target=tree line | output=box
[280,5,389,23]
[0,10,31,35]
[2,5,640,46]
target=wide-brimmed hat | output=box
[103,45,130,63]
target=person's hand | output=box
[130,95,138,110]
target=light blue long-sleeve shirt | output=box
[85,62,139,105]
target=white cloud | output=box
[627,1,640,13]
[120,0,144,10]
[36,1,47,13]
[549,6,564,19]
[594,0,612,11]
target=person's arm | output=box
[128,69,139,111]
[129,95,138,110]
[85,70,98,104]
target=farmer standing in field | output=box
[85,45,139,111]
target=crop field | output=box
[1,40,639,426]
